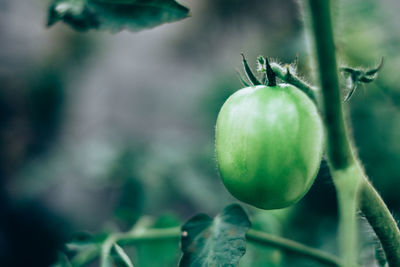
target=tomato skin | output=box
[215,84,324,209]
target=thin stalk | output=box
[117,227,181,245]
[246,229,342,267]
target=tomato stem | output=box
[269,62,318,104]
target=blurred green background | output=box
[0,0,399,266]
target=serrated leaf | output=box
[179,204,251,267]
[47,0,190,32]
[110,243,134,267]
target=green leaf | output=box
[47,0,190,32]
[110,243,134,267]
[179,204,251,267]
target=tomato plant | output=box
[215,82,323,209]
[4,0,398,266]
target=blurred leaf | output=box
[179,204,251,267]
[110,244,134,267]
[28,66,64,155]
[47,0,190,32]
[51,252,72,267]
[152,213,181,228]
[133,214,181,267]
[109,148,145,229]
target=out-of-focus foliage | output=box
[1,0,400,266]
[131,214,181,267]
[53,253,73,267]
[47,0,190,32]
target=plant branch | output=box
[246,229,341,267]
[360,180,400,266]
[116,227,181,246]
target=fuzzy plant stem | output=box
[307,0,400,266]
[307,0,361,266]
[360,181,400,266]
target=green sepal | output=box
[241,53,262,86]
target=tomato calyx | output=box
[239,54,319,106]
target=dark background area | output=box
[0,0,399,266]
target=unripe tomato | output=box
[216,84,323,209]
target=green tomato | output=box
[215,84,324,209]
